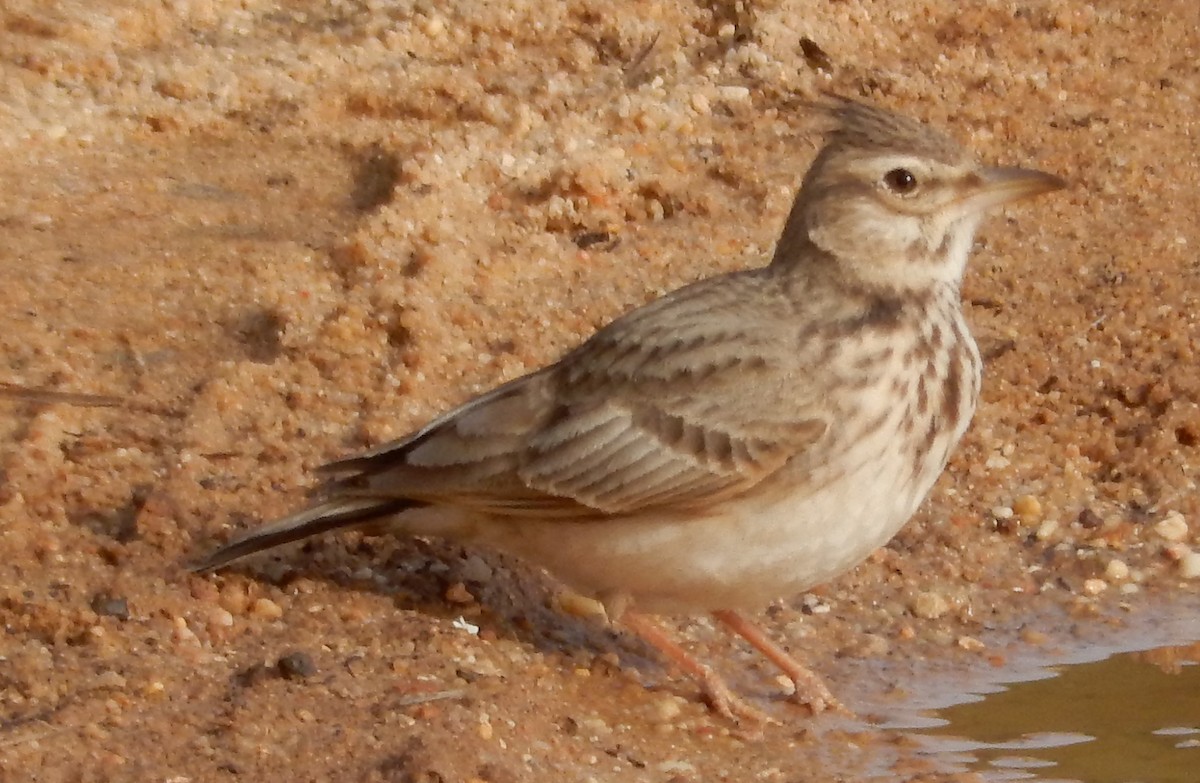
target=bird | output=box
[195,97,1064,722]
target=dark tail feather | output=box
[192,497,414,573]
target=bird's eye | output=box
[883,168,919,194]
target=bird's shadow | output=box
[200,532,669,682]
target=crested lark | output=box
[197,98,1064,721]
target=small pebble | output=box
[855,632,891,657]
[558,591,607,619]
[1077,508,1104,529]
[277,651,317,679]
[219,584,250,615]
[250,597,283,620]
[94,670,127,689]
[457,658,502,679]
[577,715,610,736]
[1155,511,1189,542]
[91,594,130,621]
[1163,543,1189,561]
[717,85,751,102]
[1012,494,1042,519]
[651,696,683,723]
[800,593,830,614]
[1179,549,1200,580]
[957,636,985,652]
[1082,578,1107,595]
[444,581,474,604]
[172,616,198,644]
[460,554,493,583]
[208,607,234,629]
[423,15,445,37]
[911,591,949,620]
[1104,558,1130,581]
[1036,519,1060,540]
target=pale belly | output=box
[456,425,952,614]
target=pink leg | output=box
[621,611,776,724]
[711,609,846,715]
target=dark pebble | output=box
[277,651,317,679]
[90,593,130,621]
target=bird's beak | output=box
[967,166,1067,211]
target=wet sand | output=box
[2,1,1199,780]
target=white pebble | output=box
[1180,549,1200,580]
[1104,559,1129,581]
[208,608,234,628]
[423,16,445,37]
[717,85,751,102]
[1155,511,1189,542]
[172,616,198,643]
[957,636,985,651]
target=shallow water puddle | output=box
[871,608,1200,782]
[914,644,1200,781]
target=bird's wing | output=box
[324,271,831,518]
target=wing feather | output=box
[315,270,833,520]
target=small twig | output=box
[0,383,184,418]
[0,384,125,408]
[392,689,467,708]
[624,31,661,89]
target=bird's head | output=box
[773,99,1064,292]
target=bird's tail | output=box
[191,497,414,573]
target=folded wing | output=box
[327,271,829,519]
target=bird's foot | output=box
[711,608,852,717]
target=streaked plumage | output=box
[196,98,1063,721]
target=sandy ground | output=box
[2,1,1199,780]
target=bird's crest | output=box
[817,95,967,165]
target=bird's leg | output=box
[619,610,777,724]
[711,609,846,715]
